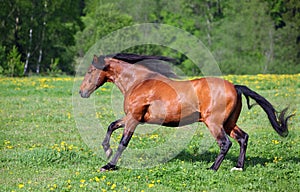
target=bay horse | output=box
[79,53,293,172]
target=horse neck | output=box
[107,61,152,94]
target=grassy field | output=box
[1,74,299,191]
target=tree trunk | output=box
[24,28,33,75]
[206,1,212,47]
[264,28,274,73]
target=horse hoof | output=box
[100,163,117,172]
[230,167,243,172]
[105,148,113,159]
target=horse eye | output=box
[87,69,93,74]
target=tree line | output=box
[0,0,299,76]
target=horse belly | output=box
[144,100,200,127]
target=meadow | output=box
[0,74,299,191]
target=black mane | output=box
[94,53,179,79]
[111,53,177,64]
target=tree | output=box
[0,0,84,75]
[6,45,24,77]
[74,0,133,56]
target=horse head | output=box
[79,55,109,98]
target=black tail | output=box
[235,85,294,137]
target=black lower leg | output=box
[210,136,232,171]
[101,131,134,171]
[236,133,249,169]
[102,119,124,157]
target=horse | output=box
[79,53,293,172]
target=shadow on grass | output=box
[174,150,300,170]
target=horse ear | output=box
[93,55,98,64]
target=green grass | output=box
[1,75,299,192]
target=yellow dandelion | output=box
[95,176,100,182]
[6,145,14,149]
[150,134,158,139]
[272,140,280,145]
[111,183,117,190]
[148,183,154,188]
[80,179,85,183]
[18,183,24,189]
[68,145,74,151]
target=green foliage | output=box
[75,1,133,55]
[0,45,6,75]
[0,0,83,75]
[6,46,24,77]
[47,58,62,76]
[0,0,299,75]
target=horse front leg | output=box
[100,117,138,172]
[102,119,124,159]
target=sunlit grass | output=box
[1,74,299,191]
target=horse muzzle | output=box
[79,90,90,98]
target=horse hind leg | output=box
[228,125,249,171]
[205,120,232,171]
[223,92,248,171]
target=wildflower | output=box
[18,183,24,189]
[80,179,85,183]
[148,183,154,188]
[61,141,66,146]
[150,134,158,139]
[111,183,117,190]
[4,140,10,145]
[273,156,283,163]
[6,145,14,149]
[95,176,100,182]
